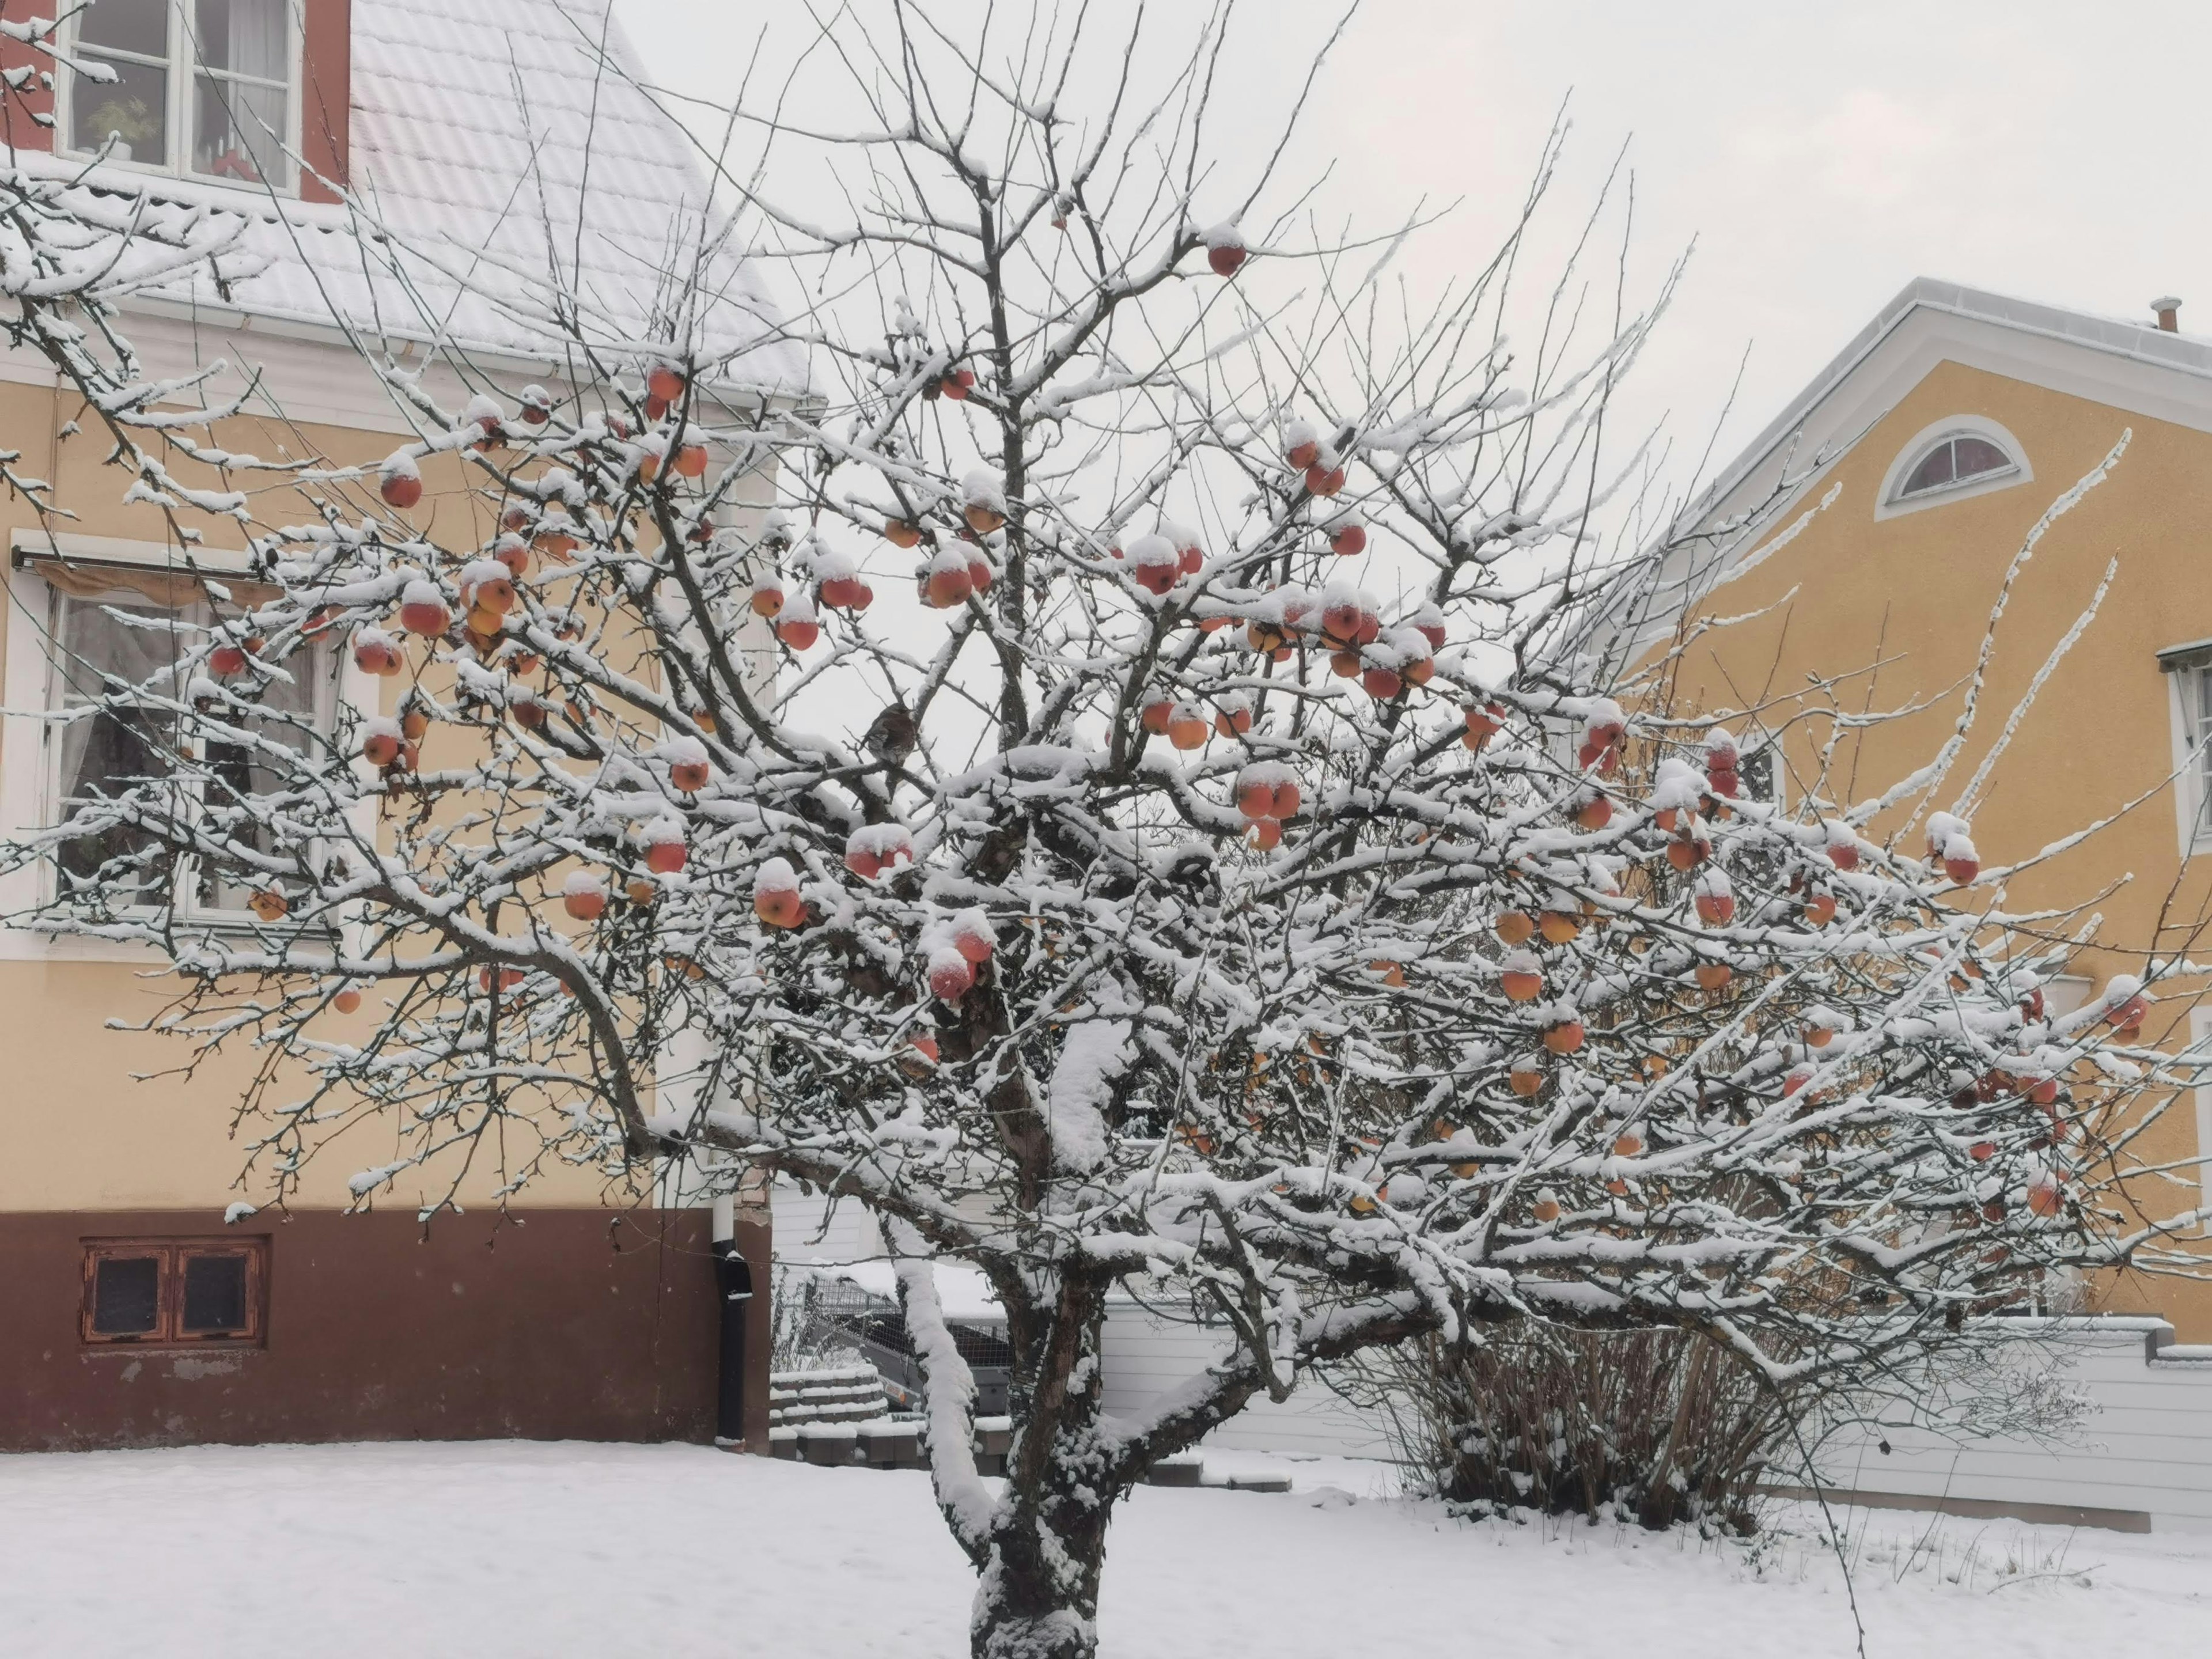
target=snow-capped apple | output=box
[961,468,1006,533]
[648,363,686,405]
[1167,702,1208,749]
[1213,695,1253,737]
[950,912,997,967]
[1804,893,1836,926]
[1245,817,1282,851]
[929,945,975,1003]
[361,719,402,767]
[1494,911,1535,946]
[1500,951,1543,1001]
[1510,1059,1544,1099]
[1330,517,1366,556]
[2027,1172,2063,1217]
[665,739,711,794]
[643,823,688,875]
[1941,834,1979,885]
[1463,702,1505,751]
[1694,871,1734,926]
[673,442,709,479]
[1543,1018,1584,1055]
[751,578,785,618]
[926,547,974,609]
[398,579,450,637]
[1127,533,1179,595]
[1531,1190,1562,1222]
[1203,222,1246,276]
[775,592,821,650]
[378,453,422,510]
[753,858,805,928]
[1283,418,1319,470]
[563,873,607,921]
[332,984,362,1014]
[1612,1131,1643,1157]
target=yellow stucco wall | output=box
[1673,358,2212,1336]
[0,376,650,1215]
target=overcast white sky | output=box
[613,0,2212,497]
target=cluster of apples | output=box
[749,544,878,652]
[925,911,998,1005]
[1280,418,1346,496]
[1233,762,1302,850]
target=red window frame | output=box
[80,1238,268,1347]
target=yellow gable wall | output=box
[0,373,677,1217]
[1673,358,2212,1336]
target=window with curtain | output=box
[65,1,296,191]
[46,579,331,918]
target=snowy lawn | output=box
[1,1441,2206,1656]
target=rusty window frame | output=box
[79,1237,267,1347]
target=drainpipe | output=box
[711,1193,754,1449]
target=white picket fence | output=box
[769,1190,2212,1530]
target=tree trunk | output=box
[966,1450,1113,1659]
[966,1282,1115,1659]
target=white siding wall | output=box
[1797,1319,2212,1533]
[1098,1300,1392,1458]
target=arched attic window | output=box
[1898,434,2016,499]
[1875,418,2031,520]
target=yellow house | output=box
[1628,277,2212,1339]
[0,1,789,1450]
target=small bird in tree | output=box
[864,700,918,764]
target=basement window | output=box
[82,1238,267,1346]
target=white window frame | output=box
[56,1,304,196]
[2161,650,2212,858]
[1873,415,2033,521]
[2193,1009,2212,1239]
[0,535,368,961]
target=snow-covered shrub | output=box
[1371,1327,1786,1533]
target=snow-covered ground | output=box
[1,1441,2206,1656]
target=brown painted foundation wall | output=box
[0,1208,774,1455]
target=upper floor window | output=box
[65,0,297,192]
[1897,434,2016,500]
[40,570,334,921]
[1875,416,2032,520]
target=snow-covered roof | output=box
[805,1259,1007,1325]
[11,0,803,395]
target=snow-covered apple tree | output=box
[5,9,2209,1656]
